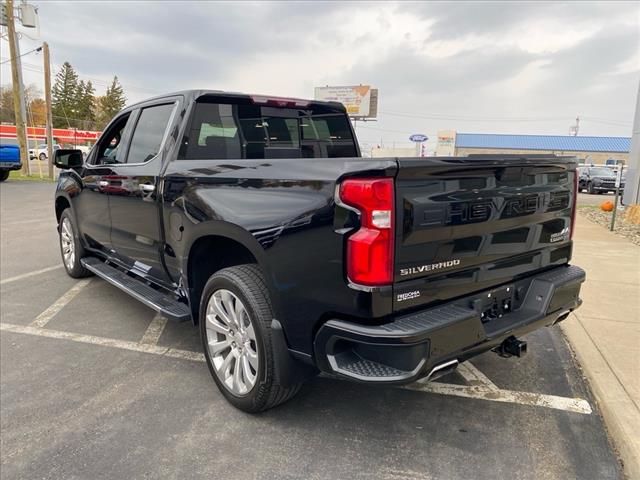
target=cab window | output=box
[179,100,357,160]
[126,103,175,164]
[94,113,131,165]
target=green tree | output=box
[51,62,79,128]
[28,98,47,126]
[76,80,95,129]
[0,86,15,124]
[97,76,126,129]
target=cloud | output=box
[1,0,637,145]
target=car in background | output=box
[578,166,624,194]
[75,145,92,159]
[0,144,22,181]
[29,143,61,161]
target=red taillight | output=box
[339,178,394,286]
[570,169,578,239]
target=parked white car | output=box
[29,143,61,161]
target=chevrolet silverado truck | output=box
[53,90,585,412]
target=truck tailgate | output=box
[393,155,577,311]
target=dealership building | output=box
[436,130,631,164]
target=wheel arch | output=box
[184,231,280,325]
[55,194,72,224]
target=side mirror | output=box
[54,149,84,169]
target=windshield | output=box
[180,100,358,160]
[589,168,615,176]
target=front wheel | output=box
[200,264,302,412]
[58,209,92,278]
[0,170,9,182]
[39,153,47,161]
[587,182,595,194]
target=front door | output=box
[75,111,134,253]
[107,101,178,287]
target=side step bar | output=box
[81,257,191,322]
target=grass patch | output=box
[8,171,56,183]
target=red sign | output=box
[0,124,102,144]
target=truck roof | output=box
[125,89,345,112]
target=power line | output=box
[0,45,42,65]
[379,110,568,122]
[378,110,633,126]
[2,57,162,95]
[581,116,633,127]
[357,124,414,135]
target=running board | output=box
[81,257,191,322]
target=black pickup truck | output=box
[53,90,585,412]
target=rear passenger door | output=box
[107,100,179,287]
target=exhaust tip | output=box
[425,359,459,382]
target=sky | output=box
[1,0,638,153]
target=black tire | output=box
[0,170,9,182]
[199,264,302,412]
[587,182,595,194]
[58,209,92,278]
[39,153,47,161]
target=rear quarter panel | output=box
[162,157,397,353]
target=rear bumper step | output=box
[314,265,585,383]
[81,257,191,322]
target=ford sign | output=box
[409,134,428,142]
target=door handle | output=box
[139,184,155,193]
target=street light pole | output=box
[6,0,30,175]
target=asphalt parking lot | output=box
[0,181,623,480]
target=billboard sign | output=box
[314,85,378,118]
[409,134,428,143]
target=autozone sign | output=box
[0,124,102,143]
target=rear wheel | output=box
[39,152,47,161]
[0,171,9,182]
[59,209,92,278]
[200,264,302,412]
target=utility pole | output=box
[6,0,30,175]
[569,116,580,137]
[623,80,640,223]
[43,42,54,178]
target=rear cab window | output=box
[179,96,357,160]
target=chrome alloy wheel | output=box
[205,289,259,395]
[60,217,75,271]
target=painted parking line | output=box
[29,279,92,328]
[3,310,592,416]
[1,217,54,227]
[404,381,592,415]
[456,362,499,390]
[0,265,64,285]
[0,322,205,362]
[140,313,168,345]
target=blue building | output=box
[436,130,631,164]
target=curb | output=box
[562,314,640,480]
